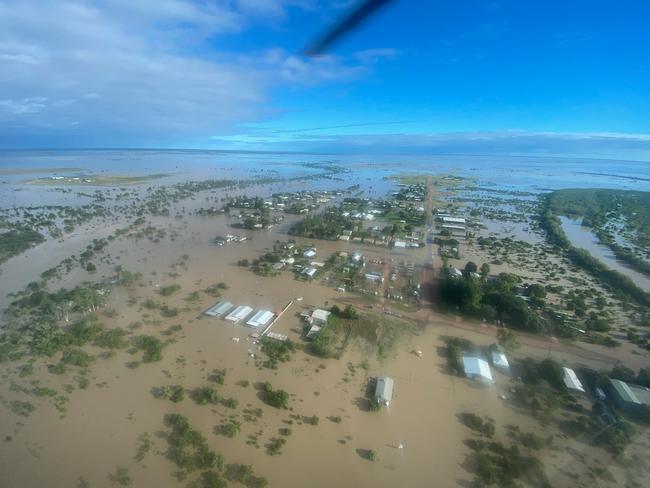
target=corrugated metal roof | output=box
[462,356,493,382]
[375,377,394,405]
[562,367,585,392]
[225,305,253,322]
[205,301,233,317]
[611,379,641,404]
[246,310,274,328]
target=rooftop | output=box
[562,367,585,392]
[462,356,493,382]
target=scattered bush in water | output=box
[158,284,181,296]
[260,338,296,369]
[216,420,241,438]
[265,437,286,456]
[191,387,220,405]
[133,335,163,362]
[261,382,289,409]
[459,413,495,438]
[153,385,185,403]
[60,348,95,368]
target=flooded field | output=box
[560,216,650,292]
[1,151,649,488]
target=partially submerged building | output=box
[224,305,253,324]
[311,308,331,325]
[374,376,394,407]
[490,350,510,370]
[205,301,233,318]
[609,379,650,413]
[462,356,494,384]
[562,367,585,393]
[246,309,274,329]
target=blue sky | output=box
[1,0,650,158]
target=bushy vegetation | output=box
[154,385,185,403]
[288,209,352,240]
[259,338,296,369]
[438,269,548,334]
[133,335,164,362]
[459,413,495,438]
[0,227,45,263]
[261,382,289,409]
[158,284,181,296]
[191,387,220,405]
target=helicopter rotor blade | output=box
[304,0,396,56]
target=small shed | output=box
[311,309,331,325]
[562,367,585,393]
[490,350,509,370]
[462,356,494,383]
[374,376,394,407]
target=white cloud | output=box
[0,0,391,146]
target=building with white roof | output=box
[374,376,394,407]
[225,305,253,323]
[302,267,318,279]
[303,249,317,258]
[490,350,510,369]
[246,310,274,328]
[311,308,330,325]
[562,367,585,392]
[440,216,466,224]
[462,356,494,383]
[205,301,233,317]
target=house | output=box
[365,272,384,283]
[245,310,274,328]
[440,216,466,225]
[311,308,331,325]
[394,240,407,248]
[302,267,318,279]
[490,350,509,370]
[305,325,321,340]
[374,376,394,407]
[609,379,650,413]
[205,301,233,318]
[462,356,494,383]
[447,267,463,278]
[303,249,317,258]
[351,251,363,262]
[225,305,253,324]
[562,367,585,392]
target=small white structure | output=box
[441,216,466,224]
[302,267,318,279]
[311,308,331,325]
[266,332,287,342]
[351,251,363,262]
[303,249,317,258]
[490,350,510,370]
[375,376,394,407]
[462,356,494,383]
[225,305,253,324]
[246,310,274,328]
[205,301,233,317]
[365,272,384,283]
[394,240,407,248]
[562,367,585,392]
[306,325,321,339]
[448,267,463,278]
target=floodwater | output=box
[1,150,650,488]
[560,216,650,292]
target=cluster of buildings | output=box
[205,300,275,330]
[213,234,248,246]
